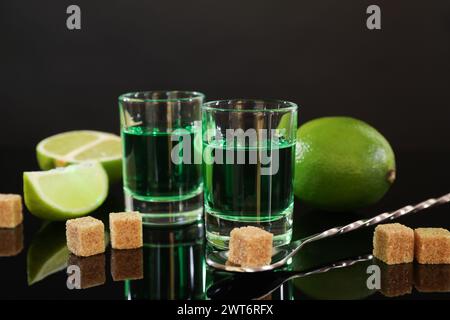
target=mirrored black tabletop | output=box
[1,147,449,300]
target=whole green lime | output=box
[294,117,396,211]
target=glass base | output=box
[124,189,203,226]
[124,184,203,202]
[205,203,294,249]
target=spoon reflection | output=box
[207,254,373,300]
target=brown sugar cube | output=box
[228,226,273,267]
[414,228,450,264]
[414,264,450,293]
[68,253,105,289]
[375,259,413,297]
[109,212,143,250]
[111,248,143,281]
[0,224,24,257]
[66,217,105,257]
[0,194,23,228]
[373,223,414,265]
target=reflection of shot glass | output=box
[119,91,204,225]
[125,223,205,299]
[202,99,298,248]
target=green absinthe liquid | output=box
[204,138,295,222]
[122,125,202,200]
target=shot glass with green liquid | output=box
[119,91,204,225]
[202,99,298,248]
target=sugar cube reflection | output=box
[415,264,450,293]
[376,259,413,297]
[67,253,106,289]
[111,248,143,281]
[0,224,23,257]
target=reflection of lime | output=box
[292,208,374,299]
[23,162,108,220]
[291,209,376,299]
[292,209,373,269]
[294,117,396,211]
[36,130,122,183]
[27,222,69,285]
[293,258,376,300]
[27,221,110,285]
[275,112,296,141]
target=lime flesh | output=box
[36,130,122,183]
[24,162,108,220]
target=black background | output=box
[1,0,450,151]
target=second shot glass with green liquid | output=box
[119,91,204,225]
[202,99,298,248]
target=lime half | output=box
[36,130,122,183]
[23,162,108,220]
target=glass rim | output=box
[202,99,298,112]
[118,90,205,103]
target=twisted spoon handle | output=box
[289,193,450,259]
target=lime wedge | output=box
[36,130,122,183]
[23,162,108,220]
